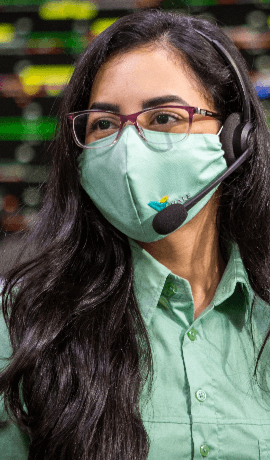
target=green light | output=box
[0,117,57,141]
[28,31,85,54]
[0,23,15,43]
[91,18,118,36]
[19,65,74,96]
[39,1,98,20]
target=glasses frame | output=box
[67,105,221,149]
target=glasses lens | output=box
[74,112,121,148]
[137,107,191,144]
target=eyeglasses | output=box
[67,105,221,149]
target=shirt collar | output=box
[128,237,254,326]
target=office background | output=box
[0,0,270,271]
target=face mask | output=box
[78,125,227,243]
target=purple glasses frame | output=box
[67,105,221,149]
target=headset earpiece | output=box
[220,112,253,166]
[233,119,253,156]
[220,113,240,166]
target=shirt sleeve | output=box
[0,280,30,460]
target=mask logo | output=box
[148,194,191,212]
[148,195,169,212]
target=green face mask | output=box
[78,125,227,243]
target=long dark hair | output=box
[1,8,270,460]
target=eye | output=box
[87,114,120,133]
[153,112,181,124]
[92,119,112,130]
[145,108,188,126]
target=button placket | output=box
[183,325,218,459]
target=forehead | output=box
[89,45,213,110]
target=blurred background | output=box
[0,0,270,274]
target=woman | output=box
[1,8,270,460]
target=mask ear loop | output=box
[217,125,223,136]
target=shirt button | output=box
[162,282,178,298]
[187,328,197,341]
[200,444,210,457]
[195,389,207,402]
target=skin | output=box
[89,44,226,320]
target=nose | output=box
[123,120,134,127]
[121,118,145,138]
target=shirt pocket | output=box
[259,439,270,460]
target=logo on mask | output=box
[148,194,191,212]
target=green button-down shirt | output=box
[1,241,270,459]
[129,238,270,460]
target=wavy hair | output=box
[1,8,270,460]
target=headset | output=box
[152,30,254,235]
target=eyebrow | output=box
[89,95,190,112]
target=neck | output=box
[137,193,226,319]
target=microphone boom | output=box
[152,147,250,235]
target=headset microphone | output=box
[153,146,249,235]
[152,30,253,236]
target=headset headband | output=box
[195,30,251,124]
